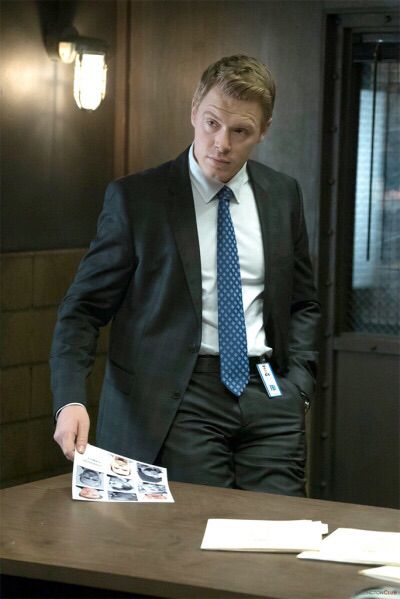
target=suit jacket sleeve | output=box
[284,180,320,400]
[50,181,136,415]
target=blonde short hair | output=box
[193,55,276,125]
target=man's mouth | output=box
[207,156,230,165]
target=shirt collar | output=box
[188,144,249,204]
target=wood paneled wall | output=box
[1,250,109,488]
[1,0,116,252]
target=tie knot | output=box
[217,186,234,203]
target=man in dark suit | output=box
[51,55,320,496]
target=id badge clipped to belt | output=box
[256,361,282,398]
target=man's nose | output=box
[215,129,231,153]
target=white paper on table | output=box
[297,528,400,566]
[201,518,327,552]
[359,566,400,584]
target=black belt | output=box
[194,355,268,375]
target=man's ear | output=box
[259,118,272,142]
[191,101,198,128]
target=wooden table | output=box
[1,474,399,598]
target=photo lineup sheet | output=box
[72,443,174,502]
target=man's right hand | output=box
[53,405,90,461]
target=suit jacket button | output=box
[173,391,181,399]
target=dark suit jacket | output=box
[50,148,320,463]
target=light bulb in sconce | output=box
[58,41,77,64]
[73,52,107,111]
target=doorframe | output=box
[310,8,400,501]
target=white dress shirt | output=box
[189,144,272,357]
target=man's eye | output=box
[206,120,217,127]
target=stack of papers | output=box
[298,528,400,566]
[201,519,328,552]
[360,566,400,584]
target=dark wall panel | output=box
[333,348,399,508]
[1,0,116,251]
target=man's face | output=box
[111,456,131,476]
[80,486,101,499]
[140,466,161,478]
[191,86,269,183]
[80,469,101,487]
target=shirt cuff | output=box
[55,403,86,421]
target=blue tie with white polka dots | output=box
[217,186,249,396]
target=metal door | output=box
[312,11,400,508]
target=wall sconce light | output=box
[48,27,108,111]
[73,51,107,112]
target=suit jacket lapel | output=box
[167,149,202,328]
[247,162,280,325]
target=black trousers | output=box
[157,358,307,497]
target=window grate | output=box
[346,59,400,336]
